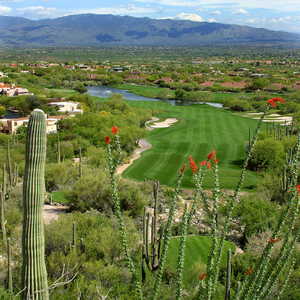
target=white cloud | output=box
[175,13,204,22]
[0,5,11,14]
[70,5,160,16]
[15,4,160,19]
[135,0,201,7]
[211,10,222,15]
[17,6,59,17]
[233,8,248,15]
[245,18,257,24]
[208,18,217,23]
[160,13,204,22]
[135,0,300,11]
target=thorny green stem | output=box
[152,172,184,300]
[175,204,189,300]
[106,142,143,300]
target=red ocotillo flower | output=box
[267,97,285,108]
[207,150,216,161]
[199,273,207,281]
[111,126,119,135]
[200,160,212,169]
[200,160,207,167]
[105,136,111,145]
[189,156,198,173]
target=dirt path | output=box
[43,204,69,224]
[116,139,152,175]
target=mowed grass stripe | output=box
[124,102,261,189]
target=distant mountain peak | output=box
[0,14,299,47]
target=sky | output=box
[0,0,300,33]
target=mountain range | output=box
[0,14,299,47]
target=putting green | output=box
[167,235,235,284]
[124,101,261,189]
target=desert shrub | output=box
[45,161,78,192]
[65,171,147,216]
[249,138,285,170]
[45,212,140,299]
[232,195,281,243]
[226,99,252,111]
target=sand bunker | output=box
[247,113,293,125]
[149,118,178,129]
[268,114,281,117]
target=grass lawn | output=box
[115,83,175,99]
[124,100,262,189]
[46,88,78,97]
[167,235,235,284]
[51,191,68,204]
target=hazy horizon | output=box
[0,0,299,33]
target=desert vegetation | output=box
[0,49,299,299]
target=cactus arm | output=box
[7,237,13,294]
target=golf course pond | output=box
[87,85,223,108]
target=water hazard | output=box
[87,86,223,108]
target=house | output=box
[48,101,83,114]
[0,83,33,97]
[0,115,68,134]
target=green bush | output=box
[249,138,285,170]
[232,195,281,241]
[226,99,252,112]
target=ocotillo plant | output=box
[21,109,49,300]
[225,249,232,300]
[105,126,143,300]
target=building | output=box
[0,83,33,97]
[48,101,83,114]
[0,115,68,134]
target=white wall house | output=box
[0,115,67,134]
[0,83,33,97]
[48,101,83,114]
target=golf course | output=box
[124,100,261,189]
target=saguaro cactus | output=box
[21,109,49,300]
[142,181,164,275]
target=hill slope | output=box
[0,14,299,47]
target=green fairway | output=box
[167,235,235,284]
[124,101,261,189]
[46,88,78,97]
[115,83,175,99]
